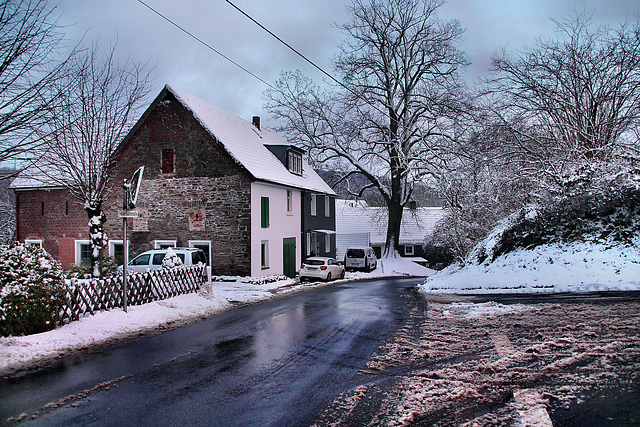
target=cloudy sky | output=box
[55,0,639,127]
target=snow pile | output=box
[420,238,640,294]
[161,247,183,269]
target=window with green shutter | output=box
[261,197,269,228]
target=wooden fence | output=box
[60,264,207,324]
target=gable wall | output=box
[103,91,253,276]
[14,188,87,268]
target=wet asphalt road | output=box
[0,277,424,425]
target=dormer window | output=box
[287,150,303,175]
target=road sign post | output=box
[122,166,144,313]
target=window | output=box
[286,190,293,215]
[154,240,177,249]
[75,240,91,266]
[310,194,317,216]
[261,240,269,268]
[189,240,211,266]
[161,148,175,174]
[306,233,311,256]
[287,150,302,175]
[25,239,43,248]
[132,254,150,266]
[325,233,331,253]
[261,197,270,228]
[109,240,124,265]
[404,245,415,256]
[324,196,330,217]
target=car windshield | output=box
[347,249,365,258]
[305,259,325,266]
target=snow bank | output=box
[420,239,640,295]
[0,291,229,374]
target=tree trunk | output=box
[383,143,404,259]
[86,202,107,278]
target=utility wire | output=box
[224,0,342,88]
[224,0,393,121]
[137,0,276,90]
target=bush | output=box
[476,175,640,264]
[66,256,120,279]
[0,243,66,336]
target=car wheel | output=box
[326,272,332,282]
[340,270,345,279]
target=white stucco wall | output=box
[250,182,301,277]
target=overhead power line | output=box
[137,0,276,90]
[224,0,393,121]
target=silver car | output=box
[300,257,345,282]
[120,248,207,273]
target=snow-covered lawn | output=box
[0,258,432,376]
[419,239,640,295]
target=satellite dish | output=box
[128,166,144,209]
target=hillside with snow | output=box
[420,185,640,295]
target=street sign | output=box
[118,210,139,218]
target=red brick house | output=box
[11,84,335,277]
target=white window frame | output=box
[189,240,212,266]
[75,239,91,266]
[154,239,177,249]
[325,233,331,253]
[404,245,415,256]
[286,190,293,215]
[108,240,124,257]
[324,196,330,218]
[306,232,311,256]
[310,194,317,216]
[261,240,270,269]
[25,239,43,248]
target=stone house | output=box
[11,84,336,277]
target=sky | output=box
[54,0,639,127]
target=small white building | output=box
[335,199,445,265]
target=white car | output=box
[119,248,207,273]
[300,257,345,282]
[344,247,377,272]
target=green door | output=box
[283,237,296,278]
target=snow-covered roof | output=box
[11,85,336,196]
[166,85,335,195]
[336,199,445,245]
[9,169,63,190]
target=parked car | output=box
[300,257,345,282]
[118,247,207,273]
[344,247,377,272]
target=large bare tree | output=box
[266,0,468,257]
[37,42,152,276]
[485,12,640,190]
[0,0,73,166]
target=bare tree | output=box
[485,12,640,190]
[36,42,152,276]
[266,0,468,257]
[0,0,73,166]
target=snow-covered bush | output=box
[0,243,66,336]
[471,167,640,264]
[162,247,184,269]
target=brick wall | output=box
[14,188,88,268]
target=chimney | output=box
[252,116,261,130]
